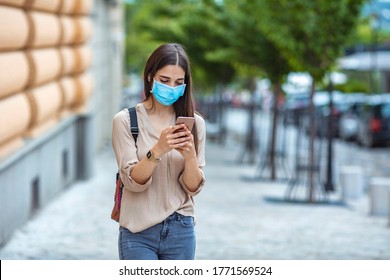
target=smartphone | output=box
[176,116,195,131]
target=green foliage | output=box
[347,16,374,46]
[223,0,291,85]
[125,0,368,92]
[177,1,236,89]
[334,78,370,93]
[124,0,177,73]
[125,0,236,92]
[257,0,367,81]
[347,15,390,47]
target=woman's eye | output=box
[160,80,169,83]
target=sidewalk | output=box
[0,139,389,260]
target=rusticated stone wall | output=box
[0,0,124,247]
[0,0,93,159]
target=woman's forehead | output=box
[156,65,185,79]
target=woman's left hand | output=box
[175,126,196,161]
[176,125,203,192]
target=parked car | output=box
[356,94,390,147]
[338,93,367,141]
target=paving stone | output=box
[0,140,389,260]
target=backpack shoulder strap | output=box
[128,106,139,143]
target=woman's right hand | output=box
[152,124,191,158]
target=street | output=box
[0,108,389,260]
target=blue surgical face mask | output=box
[150,79,186,106]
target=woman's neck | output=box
[143,97,174,118]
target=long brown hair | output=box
[143,43,199,152]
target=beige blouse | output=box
[112,103,206,233]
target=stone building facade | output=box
[0,0,124,245]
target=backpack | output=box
[111,107,138,222]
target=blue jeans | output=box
[118,212,196,260]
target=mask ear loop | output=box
[147,74,154,93]
[149,78,156,93]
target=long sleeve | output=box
[112,109,152,192]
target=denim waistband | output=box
[165,212,188,222]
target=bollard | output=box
[369,177,390,216]
[388,189,390,227]
[339,165,364,200]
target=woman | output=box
[112,43,206,260]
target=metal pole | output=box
[324,74,334,192]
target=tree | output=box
[258,0,367,202]
[223,0,291,176]
[124,0,235,91]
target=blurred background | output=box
[0,0,390,259]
